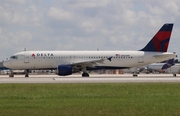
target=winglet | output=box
[140,23,174,52]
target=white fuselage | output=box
[3,51,176,70]
[147,63,166,71]
[147,63,180,72]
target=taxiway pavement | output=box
[0,74,180,83]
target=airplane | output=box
[165,64,180,75]
[122,59,174,74]
[147,58,175,71]
[3,23,177,77]
[146,58,180,76]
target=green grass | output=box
[0,83,180,116]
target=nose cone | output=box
[3,61,10,68]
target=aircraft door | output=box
[24,52,29,63]
[138,52,144,63]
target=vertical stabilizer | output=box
[140,23,173,52]
[162,58,175,70]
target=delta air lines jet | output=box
[3,23,177,77]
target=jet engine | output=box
[56,65,72,76]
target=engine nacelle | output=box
[57,65,72,76]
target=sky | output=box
[0,0,180,61]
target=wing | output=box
[69,59,105,71]
[63,57,112,72]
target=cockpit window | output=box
[10,56,18,59]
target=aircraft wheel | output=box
[82,72,89,77]
[173,73,176,77]
[133,74,138,77]
[9,74,14,77]
[25,69,29,77]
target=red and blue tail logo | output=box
[162,58,174,70]
[140,23,173,52]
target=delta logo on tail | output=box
[141,24,173,52]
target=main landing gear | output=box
[133,72,138,77]
[133,74,138,77]
[82,72,89,77]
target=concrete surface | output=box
[0,74,180,83]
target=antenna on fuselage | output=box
[24,48,26,51]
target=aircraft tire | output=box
[173,73,176,77]
[82,72,89,77]
[133,74,138,77]
[9,74,14,77]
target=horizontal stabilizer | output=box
[153,53,175,58]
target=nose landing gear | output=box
[9,70,14,77]
[25,69,29,77]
